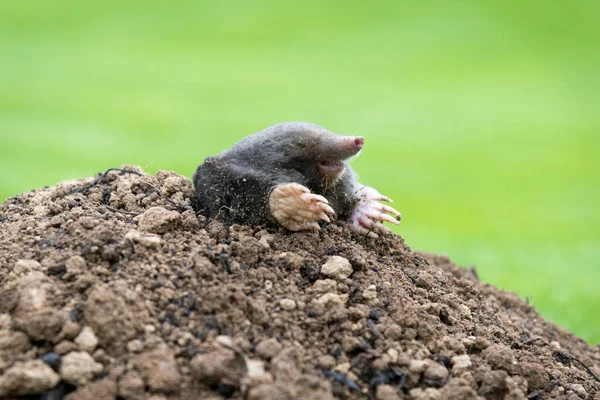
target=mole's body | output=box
[193,122,400,237]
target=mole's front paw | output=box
[269,183,335,231]
[348,186,401,238]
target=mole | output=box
[192,122,401,237]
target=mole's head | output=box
[259,122,364,184]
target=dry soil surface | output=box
[0,167,598,400]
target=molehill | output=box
[0,166,598,400]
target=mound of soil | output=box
[0,166,598,400]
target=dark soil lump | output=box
[0,166,598,399]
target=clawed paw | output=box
[348,186,401,238]
[269,183,335,231]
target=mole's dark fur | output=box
[192,122,360,227]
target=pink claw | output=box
[348,185,401,237]
[269,183,336,232]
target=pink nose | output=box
[354,137,364,149]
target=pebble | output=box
[279,298,296,311]
[312,279,338,293]
[317,355,336,369]
[41,352,62,371]
[376,384,402,400]
[451,354,472,372]
[55,340,79,355]
[386,348,399,363]
[316,293,348,308]
[256,338,283,360]
[424,363,448,382]
[409,359,427,374]
[125,230,163,249]
[127,339,144,353]
[74,326,99,353]
[320,256,353,280]
[362,285,378,300]
[409,387,441,400]
[60,351,103,386]
[334,362,351,374]
[0,360,60,396]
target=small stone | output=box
[334,362,351,374]
[316,293,348,308]
[256,338,283,360]
[60,351,103,386]
[386,348,399,363]
[65,378,117,400]
[317,355,336,369]
[372,355,391,371]
[321,256,353,280]
[190,348,240,386]
[451,354,472,372]
[409,360,427,374]
[125,229,164,249]
[248,383,292,400]
[93,349,112,365]
[127,339,144,353]
[0,360,60,396]
[255,231,275,244]
[55,340,79,355]
[74,326,99,353]
[342,337,361,353]
[550,340,561,350]
[312,279,337,293]
[409,387,441,400]
[65,256,87,273]
[279,299,296,311]
[139,235,163,248]
[41,352,62,371]
[59,320,82,340]
[376,384,401,400]
[424,363,448,382]
[362,285,378,300]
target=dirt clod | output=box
[0,166,598,399]
[60,351,103,386]
[0,360,60,396]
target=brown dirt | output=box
[0,166,598,400]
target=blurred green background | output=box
[1,1,598,343]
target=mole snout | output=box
[341,136,363,155]
[354,137,364,149]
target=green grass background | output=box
[1,1,598,343]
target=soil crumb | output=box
[0,166,598,400]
